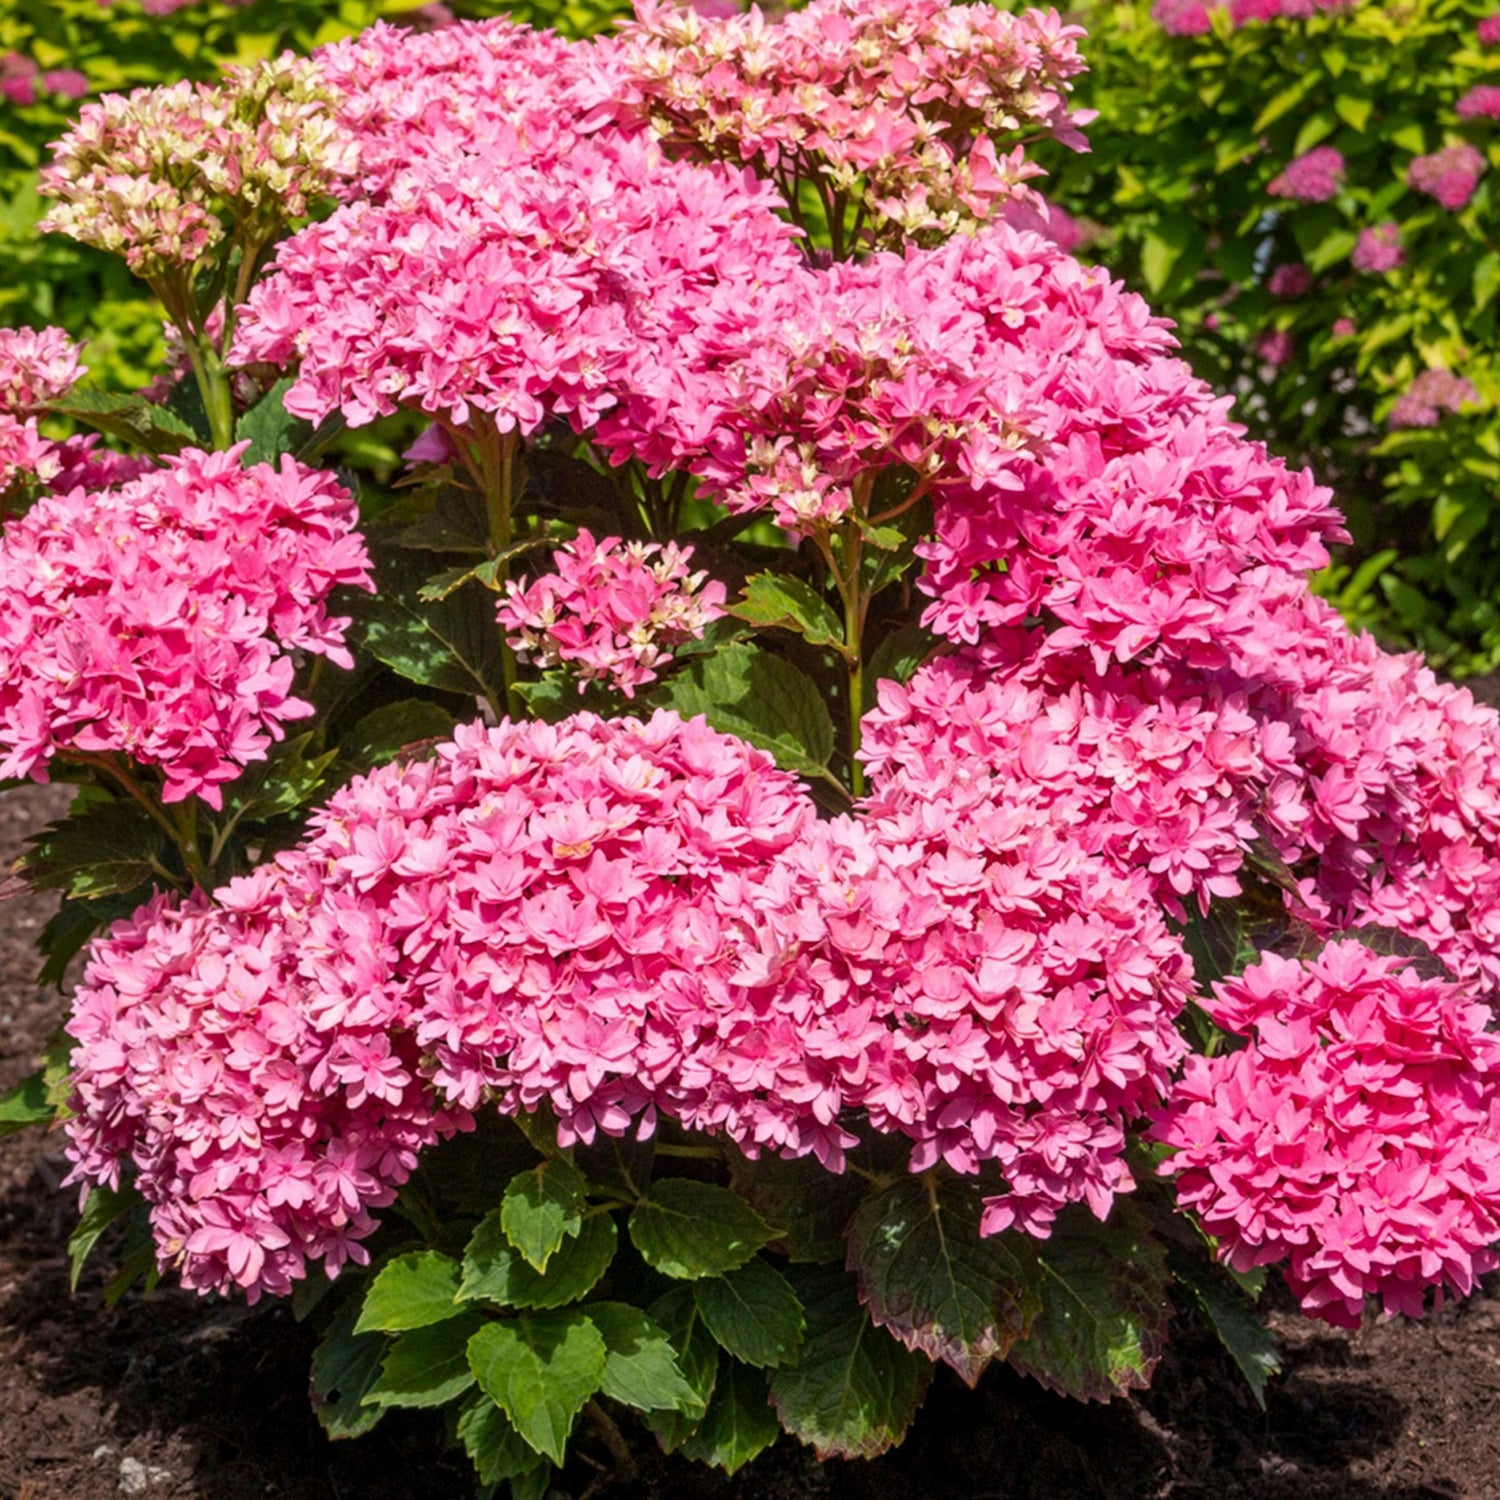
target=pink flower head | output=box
[1153,0,1215,34]
[1257,327,1296,367]
[1267,262,1312,297]
[1154,943,1500,1328]
[40,56,357,278]
[1351,222,1403,274]
[1,52,37,108]
[64,711,819,1297]
[41,69,90,102]
[1478,13,1500,44]
[497,529,727,696]
[0,326,85,414]
[1388,367,1478,429]
[1331,316,1356,337]
[0,447,372,806]
[1268,145,1344,201]
[1408,143,1485,210]
[606,0,1093,246]
[1457,84,1500,120]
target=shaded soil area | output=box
[3,781,1500,1500]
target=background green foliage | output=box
[1043,0,1500,674]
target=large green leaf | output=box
[1171,1253,1280,1409]
[586,1301,699,1413]
[467,1311,607,1466]
[768,1265,931,1459]
[846,1172,1042,1386]
[678,1359,779,1474]
[311,1296,387,1440]
[342,699,458,770]
[358,550,506,700]
[364,1312,484,1409]
[459,1206,616,1309]
[215,732,338,828]
[233,377,305,465]
[46,388,197,455]
[1006,1204,1170,1402]
[694,1258,806,1369]
[68,1181,136,1292]
[658,643,835,777]
[354,1250,464,1334]
[727,1148,867,1263]
[645,1286,720,1451]
[729,573,845,652]
[629,1179,780,1280]
[501,1157,588,1275]
[25,801,165,900]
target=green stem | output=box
[652,1144,725,1160]
[166,796,211,890]
[476,420,522,719]
[182,338,235,450]
[65,752,209,890]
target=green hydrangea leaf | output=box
[468,1311,608,1466]
[629,1179,779,1279]
[694,1258,805,1369]
[678,1359,779,1475]
[768,1264,931,1459]
[460,1205,616,1308]
[364,1312,484,1408]
[500,1156,588,1274]
[354,1250,465,1334]
[586,1301,698,1412]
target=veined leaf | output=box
[364,1312,484,1408]
[694,1258,806,1369]
[629,1179,780,1279]
[678,1359,779,1474]
[587,1301,699,1412]
[500,1156,588,1275]
[460,1206,616,1308]
[46,388,197,455]
[729,573,845,652]
[354,1250,464,1334]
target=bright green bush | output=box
[1040,0,1500,673]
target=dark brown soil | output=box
[3,780,1499,1500]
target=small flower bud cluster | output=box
[497,529,727,697]
[0,325,85,413]
[0,447,372,806]
[39,56,358,279]
[607,0,1091,246]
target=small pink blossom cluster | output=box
[1407,142,1485,210]
[1153,0,1350,36]
[1267,262,1312,297]
[0,447,372,805]
[606,0,1091,244]
[496,529,726,697]
[1153,943,1500,1328]
[65,713,817,1296]
[1457,84,1500,120]
[232,133,798,435]
[1267,145,1344,202]
[0,325,85,413]
[1479,13,1500,44]
[1387,367,1479,428]
[1352,222,1403,274]
[1,51,89,107]
[39,56,357,279]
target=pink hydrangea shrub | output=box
[0,447,372,805]
[497,529,726,696]
[1153,943,1500,1329]
[1267,145,1344,201]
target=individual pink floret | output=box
[0,446,372,807]
[1154,943,1500,1329]
[497,529,726,696]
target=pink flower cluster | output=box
[1267,262,1312,297]
[1479,13,1500,45]
[1352,222,1403,274]
[0,325,85,413]
[496,529,726,697]
[232,133,798,436]
[1407,142,1485,210]
[1,51,89,107]
[1457,84,1500,120]
[0,447,372,805]
[39,56,357,279]
[606,0,1091,245]
[1388,368,1478,429]
[65,713,816,1296]
[1268,146,1344,202]
[1153,944,1500,1328]
[1153,0,1351,36]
